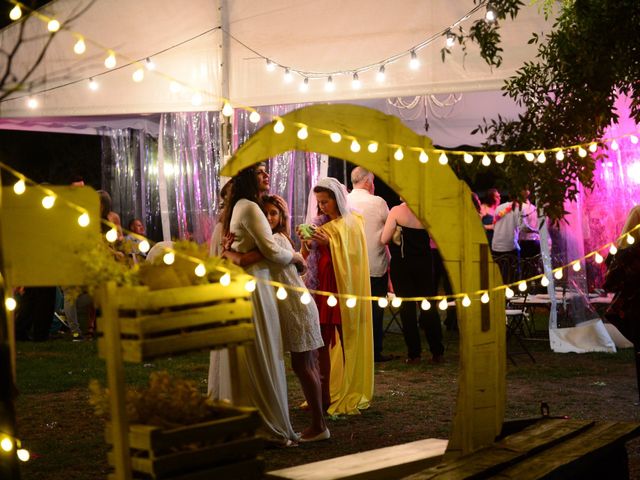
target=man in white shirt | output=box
[348,167,392,362]
[517,190,541,259]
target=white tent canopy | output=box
[0,0,553,118]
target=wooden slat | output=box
[107,458,263,480]
[496,421,640,479]
[114,281,250,311]
[117,300,252,336]
[266,439,447,480]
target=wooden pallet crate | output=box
[96,280,254,363]
[105,405,264,479]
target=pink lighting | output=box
[627,162,640,184]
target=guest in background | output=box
[381,202,444,364]
[481,188,501,246]
[518,189,540,259]
[347,167,392,362]
[125,218,147,263]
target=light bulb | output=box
[627,234,635,245]
[391,297,402,308]
[299,78,309,92]
[222,102,233,117]
[104,52,116,69]
[9,5,21,20]
[495,153,505,164]
[163,251,175,265]
[346,297,357,308]
[368,142,379,153]
[409,50,420,70]
[194,263,206,277]
[327,295,338,307]
[438,153,448,165]
[463,153,473,164]
[419,150,429,163]
[283,68,293,83]
[578,147,587,157]
[132,68,144,82]
[138,240,150,253]
[394,148,404,161]
[191,93,202,106]
[421,299,431,310]
[145,58,156,70]
[300,291,312,305]
[47,19,60,32]
[13,179,26,195]
[540,276,550,287]
[572,262,581,272]
[376,65,386,82]
[5,297,17,312]
[273,120,285,134]
[276,286,288,300]
[555,150,565,161]
[485,4,496,22]
[27,97,38,109]
[631,135,639,144]
[297,126,308,140]
[611,139,619,151]
[17,449,30,462]
[88,78,98,91]
[524,152,535,161]
[330,132,342,143]
[537,152,546,163]
[481,154,491,166]
[518,281,527,292]
[74,38,86,55]
[266,59,276,72]
[377,297,388,308]
[105,228,118,243]
[505,287,514,299]
[249,111,261,124]
[438,298,448,310]
[609,244,618,255]
[350,139,361,152]
[589,142,598,152]
[169,81,181,93]
[244,279,256,292]
[554,269,563,280]
[220,272,231,286]
[351,72,361,90]
[461,295,471,307]
[595,252,604,264]
[445,31,456,49]
[1,437,13,452]
[325,76,335,92]
[77,212,90,227]
[480,292,490,304]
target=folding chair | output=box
[383,295,403,335]
[506,293,536,365]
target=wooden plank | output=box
[266,438,447,480]
[117,300,252,336]
[108,458,263,480]
[405,419,594,479]
[496,421,640,479]
[115,281,250,311]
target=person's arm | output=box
[241,201,293,265]
[222,249,263,267]
[380,209,397,245]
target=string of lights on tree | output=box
[2,161,638,317]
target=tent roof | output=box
[0,0,552,118]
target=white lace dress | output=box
[270,233,323,353]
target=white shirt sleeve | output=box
[241,201,293,265]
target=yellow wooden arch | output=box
[221,103,506,456]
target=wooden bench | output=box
[404,418,640,479]
[266,438,447,480]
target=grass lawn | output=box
[12,314,640,479]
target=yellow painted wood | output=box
[0,186,100,286]
[221,103,506,454]
[266,438,447,480]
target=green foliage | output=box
[447,0,640,221]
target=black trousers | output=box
[370,274,388,359]
[14,287,56,341]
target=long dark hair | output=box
[312,185,337,216]
[262,195,294,246]
[223,164,262,234]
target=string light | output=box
[480,292,490,304]
[104,52,117,69]
[88,78,99,91]
[394,148,404,161]
[77,212,90,227]
[438,153,448,165]
[145,58,156,70]
[524,152,535,161]
[572,261,581,272]
[169,81,181,93]
[17,449,30,462]
[611,139,619,151]
[346,297,357,308]
[438,298,448,310]
[47,19,60,32]
[421,299,431,310]
[540,276,550,287]
[505,287,514,299]
[13,179,26,195]
[555,150,565,161]
[445,30,456,49]
[391,297,402,308]
[222,102,234,117]
[594,252,604,264]
[138,240,150,253]
[220,272,231,286]
[163,251,175,265]
[463,153,473,164]
[409,50,420,70]
[589,142,598,153]
[350,139,361,152]
[132,68,144,82]
[194,263,207,277]
[297,126,309,140]
[9,5,22,20]
[330,132,342,143]
[105,228,118,243]
[609,244,618,255]
[265,59,276,72]
[553,269,563,280]
[518,281,527,292]
[376,65,386,82]
[368,142,379,153]
[191,93,202,106]
[300,291,312,305]
[537,152,546,163]
[273,120,285,134]
[73,37,86,55]
[495,153,505,164]
[5,297,17,312]
[419,150,429,163]
[283,68,293,83]
[299,78,309,92]
[578,147,587,157]
[244,279,256,292]
[327,295,338,307]
[461,295,471,307]
[631,135,639,144]
[276,286,288,300]
[485,3,496,22]
[249,111,261,124]
[377,297,388,308]
[351,73,361,90]
[0,437,13,452]
[26,97,38,109]
[627,234,635,245]
[325,76,335,92]
[481,154,491,166]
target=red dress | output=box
[314,244,342,346]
